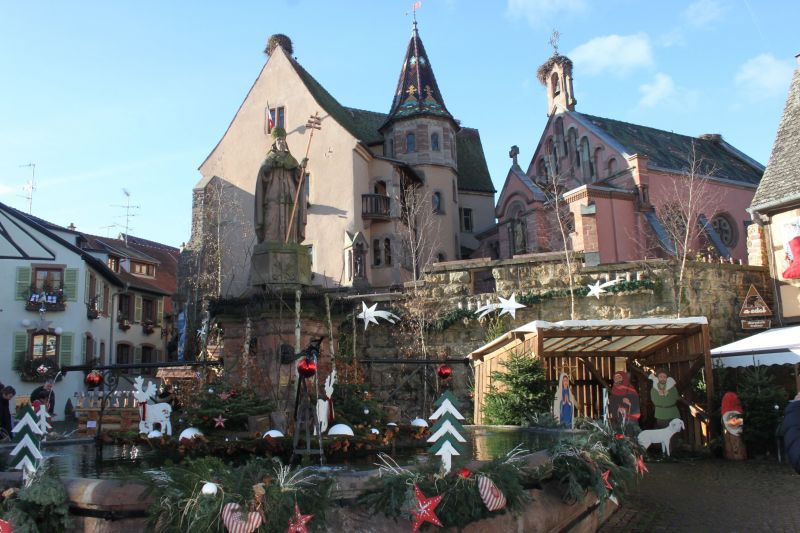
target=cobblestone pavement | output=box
[599,459,800,532]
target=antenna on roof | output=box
[111,188,140,245]
[19,163,36,214]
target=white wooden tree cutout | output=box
[10,404,44,479]
[132,376,173,435]
[36,404,52,436]
[427,391,467,474]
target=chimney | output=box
[67,223,76,231]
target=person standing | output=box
[784,392,800,473]
[0,386,16,439]
[31,379,56,416]
[650,368,680,428]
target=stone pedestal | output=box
[250,242,311,287]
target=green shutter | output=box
[134,346,142,364]
[155,349,163,363]
[81,335,87,363]
[15,267,32,300]
[134,295,143,322]
[59,332,74,366]
[63,268,78,301]
[13,332,28,371]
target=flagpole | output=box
[285,113,321,244]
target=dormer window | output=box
[131,261,156,277]
[108,256,120,273]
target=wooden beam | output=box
[577,357,611,389]
[639,335,683,357]
[542,349,648,358]
[701,323,715,439]
[540,325,701,339]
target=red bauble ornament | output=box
[85,370,103,387]
[0,518,13,533]
[457,467,472,478]
[298,357,317,378]
[437,364,452,380]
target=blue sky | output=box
[1,0,797,246]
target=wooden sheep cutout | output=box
[637,418,685,456]
[133,376,172,436]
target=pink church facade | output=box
[485,54,763,266]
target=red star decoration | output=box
[636,455,649,475]
[286,502,313,533]
[213,414,227,428]
[410,485,443,532]
[601,470,613,490]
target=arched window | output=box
[592,147,603,180]
[406,133,416,153]
[432,191,443,213]
[579,137,591,179]
[537,158,548,178]
[554,116,566,157]
[551,72,561,96]
[607,158,618,177]
[384,238,392,265]
[567,128,578,165]
[373,180,387,196]
[431,132,440,151]
[373,239,382,266]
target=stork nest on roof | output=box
[536,54,573,85]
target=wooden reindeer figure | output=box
[132,376,172,435]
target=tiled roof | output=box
[289,58,385,144]
[384,22,453,125]
[578,113,763,186]
[751,64,800,212]
[456,128,496,194]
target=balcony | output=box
[25,286,66,312]
[362,194,391,220]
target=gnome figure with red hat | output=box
[721,391,746,460]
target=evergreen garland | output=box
[149,457,332,533]
[183,388,274,432]
[359,449,533,529]
[0,466,72,533]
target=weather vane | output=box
[408,1,422,21]
[549,29,561,55]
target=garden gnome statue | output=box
[250,126,311,286]
[721,391,746,460]
[553,372,577,428]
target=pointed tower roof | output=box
[382,21,455,130]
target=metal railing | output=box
[361,194,391,219]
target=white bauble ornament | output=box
[178,427,204,444]
[263,429,284,438]
[410,418,429,428]
[147,429,163,439]
[201,482,218,496]
[370,428,380,435]
[386,422,398,427]
[327,424,355,436]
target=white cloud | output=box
[506,0,588,26]
[659,28,686,48]
[569,34,654,76]
[639,73,676,107]
[684,0,725,28]
[735,53,794,100]
[637,73,700,110]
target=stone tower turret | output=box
[537,54,577,116]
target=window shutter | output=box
[63,268,79,301]
[134,295,143,322]
[15,267,32,300]
[60,332,74,366]
[84,270,90,303]
[155,349,163,362]
[13,332,28,371]
[157,298,164,323]
[134,346,142,364]
[81,335,87,363]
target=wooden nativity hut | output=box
[470,317,715,450]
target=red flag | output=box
[266,104,275,133]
